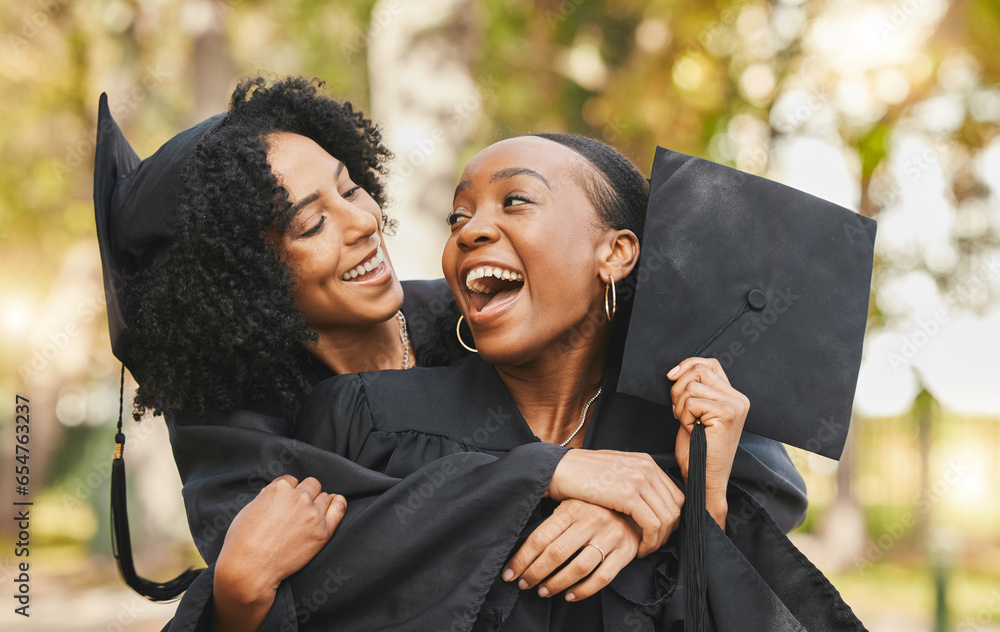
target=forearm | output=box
[212,557,278,632]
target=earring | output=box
[456,315,478,353]
[605,276,617,322]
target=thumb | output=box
[325,494,348,535]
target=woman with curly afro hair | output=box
[122,75,461,422]
[98,75,474,626]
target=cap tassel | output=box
[683,421,708,631]
[110,365,202,601]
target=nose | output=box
[456,210,501,250]
[338,199,380,247]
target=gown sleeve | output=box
[729,432,808,533]
[161,373,568,632]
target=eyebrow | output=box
[453,167,552,202]
[491,167,551,189]
[288,163,347,215]
[289,192,320,215]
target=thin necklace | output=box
[558,387,602,447]
[396,311,411,369]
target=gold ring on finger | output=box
[585,543,606,564]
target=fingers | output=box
[668,357,730,385]
[536,540,609,599]
[503,509,573,584]
[564,545,630,601]
[511,504,645,602]
[670,362,731,409]
[517,525,597,592]
[618,494,661,554]
[672,379,720,423]
[635,476,684,556]
[293,476,323,499]
[670,359,749,431]
[271,474,300,488]
[507,500,647,602]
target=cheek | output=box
[441,235,461,284]
[288,242,338,291]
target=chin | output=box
[376,282,405,318]
[474,333,536,368]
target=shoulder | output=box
[400,278,459,337]
[166,405,293,436]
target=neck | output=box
[306,313,411,375]
[495,331,608,447]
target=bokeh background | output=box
[1,0,999,630]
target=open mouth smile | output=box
[464,264,525,318]
[341,246,388,282]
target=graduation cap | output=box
[94,93,224,601]
[617,147,876,629]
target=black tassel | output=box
[683,421,708,632]
[110,365,202,601]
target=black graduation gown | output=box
[161,281,849,631]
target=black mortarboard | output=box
[94,94,224,601]
[619,146,876,460]
[617,147,875,629]
[94,93,226,371]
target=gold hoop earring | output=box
[605,276,617,322]
[456,315,478,353]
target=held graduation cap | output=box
[93,93,225,601]
[617,147,876,629]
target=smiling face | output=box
[267,132,403,331]
[443,136,638,367]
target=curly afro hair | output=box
[124,76,393,420]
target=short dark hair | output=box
[125,76,393,419]
[529,133,648,242]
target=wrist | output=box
[546,452,573,501]
[707,496,728,531]
[215,553,279,608]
